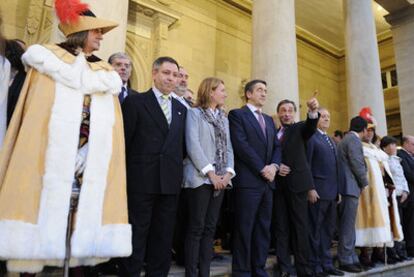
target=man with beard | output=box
[172,66,192,109]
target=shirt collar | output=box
[171,92,180,99]
[350,131,360,139]
[317,128,327,135]
[246,103,261,114]
[209,108,220,117]
[153,86,171,99]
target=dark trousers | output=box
[273,185,313,276]
[185,185,224,277]
[402,195,414,252]
[308,199,337,273]
[121,193,178,277]
[393,195,407,256]
[232,186,273,277]
[174,188,189,265]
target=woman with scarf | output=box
[182,77,235,277]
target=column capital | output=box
[384,5,414,26]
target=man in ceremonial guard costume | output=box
[356,108,403,266]
[0,0,131,274]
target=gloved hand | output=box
[75,143,89,175]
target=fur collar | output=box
[22,44,121,95]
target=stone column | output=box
[51,0,129,60]
[343,0,387,135]
[153,13,177,59]
[252,0,299,117]
[385,6,414,136]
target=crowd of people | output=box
[1,1,414,277]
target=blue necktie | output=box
[118,87,127,103]
[322,133,334,151]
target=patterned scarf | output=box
[199,107,228,175]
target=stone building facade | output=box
[1,0,413,137]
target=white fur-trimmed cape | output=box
[0,45,131,272]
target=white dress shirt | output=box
[153,86,172,116]
[172,92,191,109]
[246,103,265,126]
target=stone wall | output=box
[0,0,397,135]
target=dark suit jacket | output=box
[306,131,339,200]
[398,149,414,202]
[119,87,138,104]
[277,115,319,193]
[337,133,368,197]
[228,106,281,190]
[122,88,187,195]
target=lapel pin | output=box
[178,111,182,115]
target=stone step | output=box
[5,255,414,277]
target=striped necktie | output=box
[322,133,334,151]
[160,94,171,124]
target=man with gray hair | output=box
[398,135,414,257]
[108,52,137,103]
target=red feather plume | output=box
[359,107,373,123]
[55,0,89,24]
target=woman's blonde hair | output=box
[195,77,224,109]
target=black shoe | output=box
[316,272,329,277]
[338,264,362,273]
[359,253,375,268]
[279,272,290,277]
[323,268,344,276]
[399,255,413,261]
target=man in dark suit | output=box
[306,108,343,276]
[272,96,319,277]
[120,56,187,276]
[172,66,192,266]
[229,79,281,277]
[397,135,414,256]
[336,116,368,273]
[108,52,138,103]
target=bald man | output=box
[398,135,414,257]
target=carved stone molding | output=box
[156,0,174,6]
[24,0,54,44]
[131,0,181,26]
[128,0,182,39]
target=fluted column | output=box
[384,5,414,136]
[343,0,387,135]
[51,0,129,60]
[252,0,299,117]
